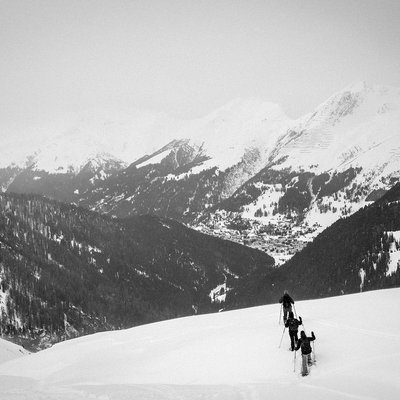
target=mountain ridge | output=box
[0,192,274,349]
[2,82,399,265]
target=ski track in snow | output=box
[0,289,399,399]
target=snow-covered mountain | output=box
[0,288,398,399]
[183,97,291,170]
[0,99,290,174]
[2,82,400,264]
[202,82,400,263]
[270,81,400,173]
[2,82,397,181]
[1,98,290,219]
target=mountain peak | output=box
[269,80,400,173]
[300,81,400,128]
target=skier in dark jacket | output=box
[279,290,294,323]
[285,311,302,351]
[295,330,316,376]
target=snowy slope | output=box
[0,339,29,365]
[184,98,291,171]
[0,288,399,399]
[271,81,400,174]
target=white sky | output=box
[1,0,400,135]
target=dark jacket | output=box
[279,293,294,308]
[295,332,316,355]
[285,316,302,332]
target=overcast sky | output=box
[1,0,400,133]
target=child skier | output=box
[295,330,316,376]
[285,311,302,351]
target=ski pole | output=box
[279,304,282,325]
[300,316,305,331]
[293,350,297,372]
[312,341,316,363]
[293,303,298,318]
[279,326,286,348]
[293,304,306,331]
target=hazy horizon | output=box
[1,0,400,138]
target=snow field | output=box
[0,339,29,365]
[0,288,399,399]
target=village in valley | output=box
[193,210,319,266]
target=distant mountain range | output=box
[1,183,399,349]
[1,82,399,266]
[1,82,399,329]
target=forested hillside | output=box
[0,193,273,349]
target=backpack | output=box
[301,337,312,354]
[282,295,292,308]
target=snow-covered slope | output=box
[184,98,291,171]
[271,81,400,174]
[0,288,398,399]
[0,339,29,365]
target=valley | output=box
[0,82,399,348]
